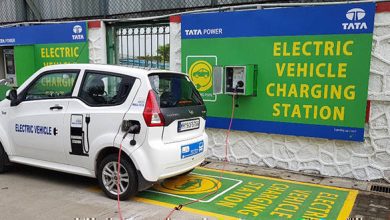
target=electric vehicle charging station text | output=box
[182,3,375,141]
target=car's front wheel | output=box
[97,154,138,200]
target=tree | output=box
[157,44,170,62]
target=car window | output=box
[25,71,78,101]
[79,71,135,106]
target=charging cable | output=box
[117,123,140,220]
[117,142,124,220]
[164,86,238,220]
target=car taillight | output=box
[143,90,165,127]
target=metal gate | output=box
[107,22,170,70]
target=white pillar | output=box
[88,20,107,64]
[169,16,182,72]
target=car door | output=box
[8,70,80,164]
[64,70,140,169]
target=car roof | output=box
[39,64,184,76]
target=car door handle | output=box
[49,105,63,110]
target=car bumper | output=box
[130,132,208,182]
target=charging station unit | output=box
[224,65,257,96]
[212,64,258,96]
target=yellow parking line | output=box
[337,189,358,220]
[198,166,359,192]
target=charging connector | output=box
[233,81,243,108]
[84,114,91,154]
[236,80,244,88]
[85,114,90,124]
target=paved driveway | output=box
[0,164,206,220]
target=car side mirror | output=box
[6,89,18,106]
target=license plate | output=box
[178,119,200,132]
[181,141,204,159]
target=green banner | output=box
[183,35,371,128]
[181,3,375,141]
[34,43,89,69]
[14,42,89,86]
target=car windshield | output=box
[148,73,203,108]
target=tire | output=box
[97,154,138,200]
[0,144,9,173]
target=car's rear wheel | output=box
[0,144,10,173]
[97,154,138,200]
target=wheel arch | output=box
[0,125,13,157]
[94,146,154,191]
[0,140,11,166]
[95,146,136,177]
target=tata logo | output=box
[73,25,83,34]
[72,25,85,40]
[185,29,202,36]
[342,8,367,30]
[185,28,223,36]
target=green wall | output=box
[183,34,372,129]
[14,45,35,85]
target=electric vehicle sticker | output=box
[71,114,83,128]
[181,141,204,159]
[69,114,89,156]
[15,123,56,136]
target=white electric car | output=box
[0,64,207,200]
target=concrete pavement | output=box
[0,160,389,220]
[0,164,208,220]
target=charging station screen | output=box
[181,3,375,141]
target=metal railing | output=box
[114,24,170,70]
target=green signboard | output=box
[186,56,217,101]
[14,42,88,85]
[137,167,357,220]
[8,22,89,86]
[181,3,375,141]
[34,43,89,69]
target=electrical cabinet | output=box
[3,49,16,85]
[224,65,257,96]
